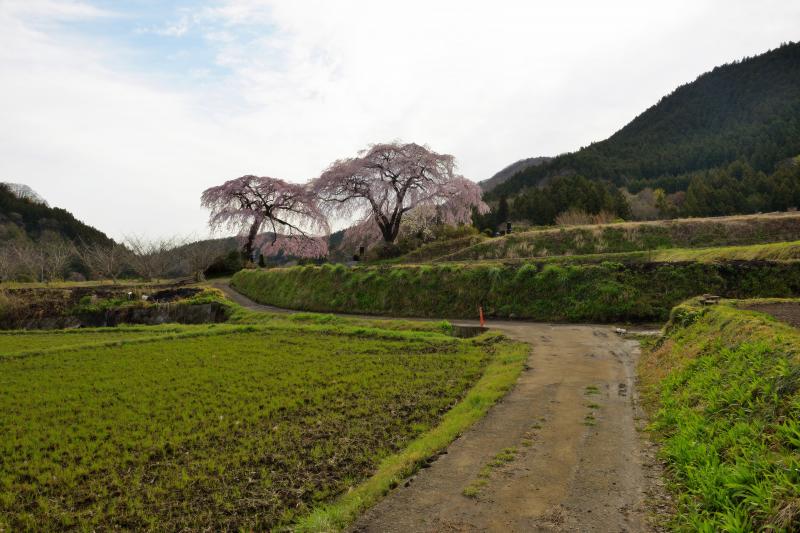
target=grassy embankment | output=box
[0,292,527,531]
[640,299,800,530]
[406,240,800,268]
[232,260,800,322]
[401,212,800,263]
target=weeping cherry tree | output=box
[201,175,330,260]
[312,142,489,250]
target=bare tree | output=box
[10,241,44,282]
[40,236,76,282]
[125,236,182,281]
[0,244,15,282]
[79,242,129,283]
[554,208,617,227]
[179,238,226,281]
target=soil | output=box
[218,282,670,532]
[739,302,800,328]
[148,287,202,302]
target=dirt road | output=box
[350,322,662,532]
[216,283,665,531]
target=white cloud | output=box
[1,0,799,239]
[141,17,192,37]
[2,0,111,20]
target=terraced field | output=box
[0,315,524,531]
[400,212,800,263]
[0,325,198,356]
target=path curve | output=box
[216,282,666,532]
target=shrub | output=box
[0,291,25,323]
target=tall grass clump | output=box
[640,300,800,530]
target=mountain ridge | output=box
[479,157,551,192]
[491,41,800,199]
[0,183,113,246]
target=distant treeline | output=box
[476,160,800,229]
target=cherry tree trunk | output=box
[243,221,260,261]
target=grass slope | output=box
[434,240,800,268]
[427,213,800,263]
[232,260,800,322]
[0,299,525,531]
[640,300,800,530]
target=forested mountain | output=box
[0,183,113,246]
[491,42,800,212]
[479,157,551,192]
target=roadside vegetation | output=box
[232,260,800,322]
[639,299,800,530]
[0,293,526,531]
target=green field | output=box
[640,299,800,530]
[0,309,525,531]
[0,325,201,356]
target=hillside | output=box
[479,157,551,192]
[402,212,800,263]
[492,42,800,199]
[0,183,113,246]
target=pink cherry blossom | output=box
[201,175,330,259]
[312,142,488,249]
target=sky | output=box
[1,1,799,240]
